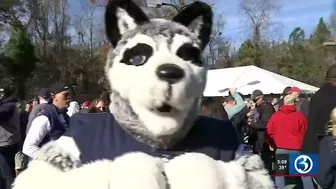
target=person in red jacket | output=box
[265,94,313,189]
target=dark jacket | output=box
[265,105,307,150]
[0,102,16,122]
[19,111,29,142]
[38,105,70,147]
[295,97,309,118]
[302,82,336,153]
[0,96,18,122]
[63,113,240,164]
[250,100,275,152]
[316,136,336,189]
[0,97,21,146]
[231,106,249,141]
[277,98,284,108]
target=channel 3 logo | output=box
[294,155,313,174]
[289,153,318,175]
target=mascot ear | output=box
[172,1,213,50]
[105,0,149,47]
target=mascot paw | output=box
[14,152,166,189]
[59,152,166,189]
[12,160,62,189]
[235,155,275,189]
[165,153,248,189]
[110,152,167,189]
[236,154,265,171]
[58,160,115,189]
[35,141,82,172]
[165,153,274,189]
[217,160,248,189]
[13,152,274,189]
[164,153,223,189]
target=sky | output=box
[215,0,332,45]
[68,0,332,46]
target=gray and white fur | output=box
[104,0,212,148]
[12,1,275,188]
[14,147,275,189]
[34,141,82,172]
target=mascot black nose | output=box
[156,64,185,84]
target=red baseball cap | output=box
[288,86,301,94]
[83,101,91,108]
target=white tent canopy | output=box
[203,65,319,97]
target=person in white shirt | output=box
[23,83,71,159]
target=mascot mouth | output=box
[156,103,172,113]
[151,103,173,113]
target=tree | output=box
[285,27,309,81]
[99,44,112,64]
[73,0,104,53]
[25,0,72,84]
[25,0,52,57]
[307,18,334,85]
[329,14,336,37]
[288,27,305,46]
[0,0,25,50]
[285,28,307,80]
[0,0,23,27]
[239,0,279,37]
[204,14,233,69]
[238,0,280,67]
[310,17,331,44]
[3,25,38,99]
[236,39,258,66]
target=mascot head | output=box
[105,0,213,148]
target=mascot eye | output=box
[130,55,147,66]
[176,43,202,66]
[120,43,153,66]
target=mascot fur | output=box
[13,0,275,188]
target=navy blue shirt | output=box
[64,112,240,163]
[39,105,69,147]
[317,136,336,189]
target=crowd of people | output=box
[200,64,336,189]
[1,64,336,189]
[0,82,111,189]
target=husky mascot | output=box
[13,0,274,188]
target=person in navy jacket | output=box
[316,108,336,189]
[22,83,71,159]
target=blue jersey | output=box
[64,112,240,163]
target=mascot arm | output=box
[13,144,274,189]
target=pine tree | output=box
[236,39,259,66]
[3,24,38,99]
[310,17,331,44]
